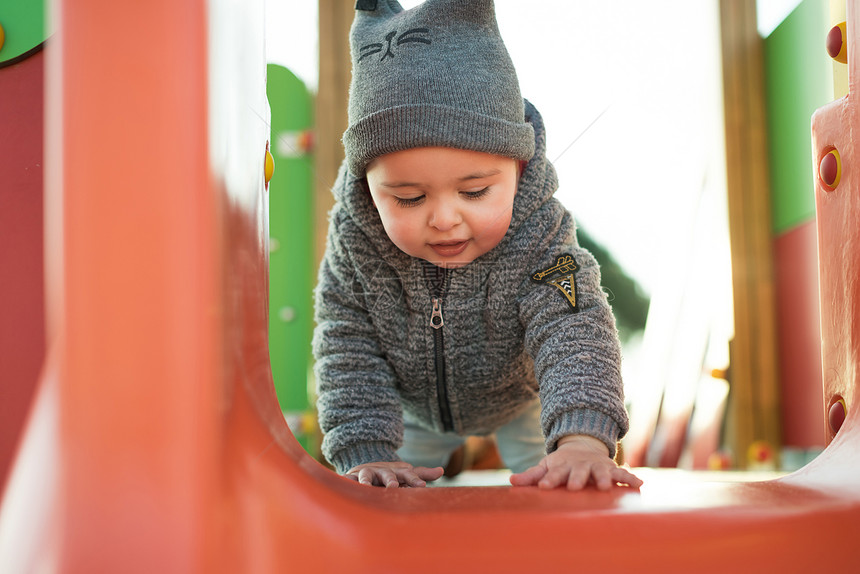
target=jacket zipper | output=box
[427,265,454,432]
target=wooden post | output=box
[719,0,782,468]
[315,0,353,267]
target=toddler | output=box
[313,0,642,491]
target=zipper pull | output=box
[430,297,444,329]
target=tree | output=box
[577,227,650,343]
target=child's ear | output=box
[518,160,527,178]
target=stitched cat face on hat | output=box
[343,0,535,176]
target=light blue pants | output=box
[396,400,545,473]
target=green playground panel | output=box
[266,64,316,454]
[0,0,47,65]
[763,0,833,234]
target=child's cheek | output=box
[478,207,513,249]
[380,214,414,250]
[395,218,419,245]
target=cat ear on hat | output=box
[355,0,409,21]
[355,0,498,24]
[355,0,402,13]
[355,0,496,14]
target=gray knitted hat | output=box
[343,0,535,176]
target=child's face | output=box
[366,147,518,268]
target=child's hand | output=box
[345,461,445,488]
[509,435,643,491]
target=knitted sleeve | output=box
[312,209,404,474]
[516,205,629,458]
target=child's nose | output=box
[429,201,462,231]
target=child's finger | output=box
[509,464,546,486]
[563,466,590,491]
[592,466,614,491]
[374,468,399,488]
[539,466,573,489]
[357,467,376,486]
[406,475,427,487]
[397,468,430,487]
[414,466,444,482]
[613,467,643,488]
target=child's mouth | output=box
[429,240,469,257]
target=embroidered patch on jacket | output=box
[531,254,579,312]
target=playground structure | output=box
[1,0,860,571]
[0,1,47,499]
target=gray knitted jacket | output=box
[313,101,628,474]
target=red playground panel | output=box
[1,0,859,572]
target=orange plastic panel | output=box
[2,0,860,572]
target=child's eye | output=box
[462,187,490,200]
[394,195,424,207]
